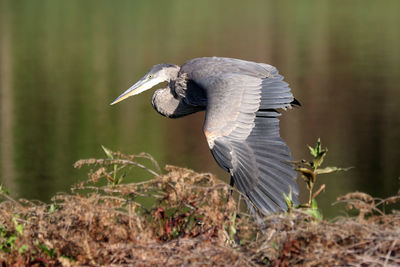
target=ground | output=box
[0,151,399,266]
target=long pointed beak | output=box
[110,78,148,105]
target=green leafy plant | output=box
[283,186,295,214]
[305,198,323,220]
[39,243,57,258]
[101,145,125,185]
[48,203,59,213]
[0,218,25,253]
[294,138,352,218]
[225,211,237,243]
[18,244,29,254]
[13,218,24,236]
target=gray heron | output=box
[111,57,300,215]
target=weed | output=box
[293,138,352,219]
[0,218,24,253]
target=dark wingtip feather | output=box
[291,98,301,107]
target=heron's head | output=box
[110,63,179,105]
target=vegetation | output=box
[0,140,399,266]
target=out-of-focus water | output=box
[1,0,399,217]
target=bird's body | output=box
[111,57,299,215]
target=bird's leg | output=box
[229,176,235,188]
[228,176,241,219]
[227,176,235,202]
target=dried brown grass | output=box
[0,152,399,266]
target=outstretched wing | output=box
[185,57,299,214]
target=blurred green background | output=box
[0,0,399,217]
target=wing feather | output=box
[182,57,299,215]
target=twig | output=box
[312,184,326,200]
[0,192,23,208]
[74,158,160,177]
[384,239,397,266]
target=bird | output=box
[110,57,299,216]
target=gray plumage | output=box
[111,57,299,215]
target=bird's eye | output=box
[148,75,153,79]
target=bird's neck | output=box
[151,86,203,119]
[164,65,180,83]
